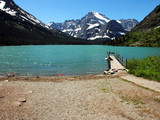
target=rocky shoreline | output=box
[0,72,160,120]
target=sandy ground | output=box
[0,72,160,120]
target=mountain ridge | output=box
[49,11,139,40]
[0,0,102,45]
[115,4,160,47]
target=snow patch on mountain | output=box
[0,1,16,16]
[26,14,41,24]
[62,29,73,32]
[88,36,103,40]
[98,20,104,24]
[75,27,81,31]
[91,11,110,23]
[0,1,5,9]
[116,20,121,24]
[20,15,35,25]
[118,32,126,35]
[87,23,100,30]
[88,35,111,40]
[103,35,110,38]
[48,22,53,26]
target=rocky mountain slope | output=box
[49,11,138,40]
[117,19,139,31]
[116,4,160,47]
[0,0,100,45]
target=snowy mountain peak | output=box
[49,11,139,40]
[0,1,6,9]
[90,11,97,14]
[0,0,51,30]
[89,11,110,23]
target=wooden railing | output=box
[106,51,128,69]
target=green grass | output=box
[99,80,114,94]
[121,78,133,83]
[131,99,145,105]
[121,79,151,91]
[154,98,160,103]
[127,56,160,82]
[101,88,107,93]
[121,96,145,106]
[140,86,149,90]
[100,86,113,93]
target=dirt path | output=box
[0,75,160,120]
[121,74,160,93]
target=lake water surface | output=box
[0,45,160,76]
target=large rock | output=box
[13,101,21,107]
[18,98,26,102]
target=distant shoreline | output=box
[0,73,102,78]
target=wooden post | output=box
[108,59,111,69]
[107,52,109,59]
[117,54,120,61]
[126,59,128,68]
[122,57,123,65]
[107,52,111,70]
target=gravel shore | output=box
[0,73,160,120]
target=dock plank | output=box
[110,56,125,70]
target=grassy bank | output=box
[127,56,160,82]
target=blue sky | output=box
[14,0,160,24]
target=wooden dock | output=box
[109,55,125,70]
[105,52,127,72]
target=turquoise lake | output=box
[0,45,160,76]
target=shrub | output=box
[127,56,160,82]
